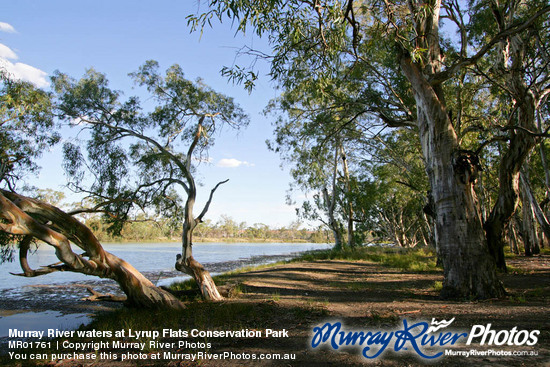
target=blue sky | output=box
[1,1,307,228]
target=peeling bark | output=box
[483,68,538,270]
[398,1,504,298]
[0,190,184,309]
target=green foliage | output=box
[191,1,550,266]
[0,70,58,188]
[84,213,331,243]
[34,188,66,206]
[189,1,350,92]
[0,71,58,261]
[52,61,249,235]
[0,232,17,263]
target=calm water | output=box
[0,242,332,290]
[0,242,332,341]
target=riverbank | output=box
[99,237,324,244]
[0,252,308,318]
[1,248,548,366]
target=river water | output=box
[0,242,332,339]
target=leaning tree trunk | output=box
[520,185,539,256]
[0,190,184,309]
[174,142,224,302]
[520,166,541,256]
[483,28,538,270]
[520,170,550,241]
[483,116,537,270]
[400,54,505,299]
[175,215,223,301]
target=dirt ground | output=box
[200,255,549,367]
[4,255,550,367]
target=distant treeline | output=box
[86,215,332,243]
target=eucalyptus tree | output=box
[190,0,550,298]
[0,70,58,188]
[53,61,248,301]
[266,78,368,249]
[0,70,184,309]
[469,0,550,270]
[278,133,352,249]
[1,69,58,262]
[354,129,431,248]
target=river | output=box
[0,242,332,338]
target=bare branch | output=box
[197,179,230,223]
[12,235,61,277]
[474,136,509,155]
[431,5,550,84]
[500,124,550,138]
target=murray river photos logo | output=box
[310,318,540,360]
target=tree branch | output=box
[79,117,192,188]
[9,235,62,277]
[500,124,550,138]
[197,179,230,223]
[431,5,550,84]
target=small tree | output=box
[54,61,249,300]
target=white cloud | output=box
[0,44,17,60]
[217,158,255,168]
[0,22,16,33]
[0,25,49,88]
[0,56,49,88]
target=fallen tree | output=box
[0,189,184,309]
[0,70,183,308]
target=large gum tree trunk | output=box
[400,55,505,299]
[0,190,184,309]
[396,0,504,299]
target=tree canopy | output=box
[0,70,58,189]
[53,60,249,300]
[190,0,550,299]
